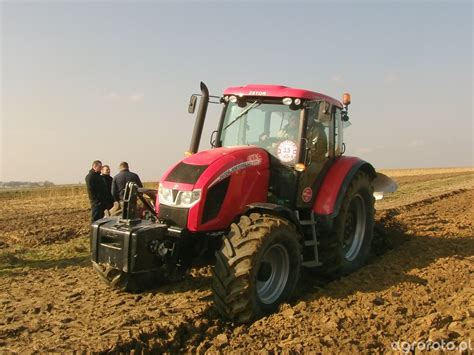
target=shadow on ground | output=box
[296,207,474,300]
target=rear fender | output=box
[312,156,375,218]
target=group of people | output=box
[85,160,143,222]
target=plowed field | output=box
[0,169,473,353]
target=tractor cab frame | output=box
[189,84,349,210]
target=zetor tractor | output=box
[91,82,396,323]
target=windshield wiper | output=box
[223,100,261,130]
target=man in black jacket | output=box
[85,160,108,222]
[101,165,114,209]
[112,161,143,202]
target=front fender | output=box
[245,202,300,230]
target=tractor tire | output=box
[212,213,302,323]
[317,171,375,277]
[92,261,151,292]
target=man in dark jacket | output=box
[101,165,114,209]
[112,161,143,202]
[85,160,108,222]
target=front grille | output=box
[166,162,208,184]
[158,204,189,228]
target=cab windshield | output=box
[220,101,302,164]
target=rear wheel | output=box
[212,213,301,323]
[317,171,374,276]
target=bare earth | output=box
[0,170,473,352]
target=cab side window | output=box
[306,102,329,162]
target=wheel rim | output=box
[256,243,290,305]
[342,194,366,262]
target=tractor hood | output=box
[160,146,270,191]
[184,146,243,166]
[158,146,270,232]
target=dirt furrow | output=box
[1,187,472,352]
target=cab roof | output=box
[223,84,343,108]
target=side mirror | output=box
[188,95,198,114]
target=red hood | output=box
[160,146,269,191]
[158,145,270,231]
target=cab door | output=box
[295,101,333,208]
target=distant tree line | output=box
[0,181,55,188]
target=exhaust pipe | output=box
[189,82,209,154]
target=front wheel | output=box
[212,213,302,323]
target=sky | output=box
[1,0,472,184]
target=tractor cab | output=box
[210,85,349,208]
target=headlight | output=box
[158,185,173,204]
[178,189,201,207]
[158,185,201,208]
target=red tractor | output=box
[91,82,396,323]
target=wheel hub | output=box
[342,194,367,262]
[256,244,290,305]
[257,261,272,282]
[343,212,356,248]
